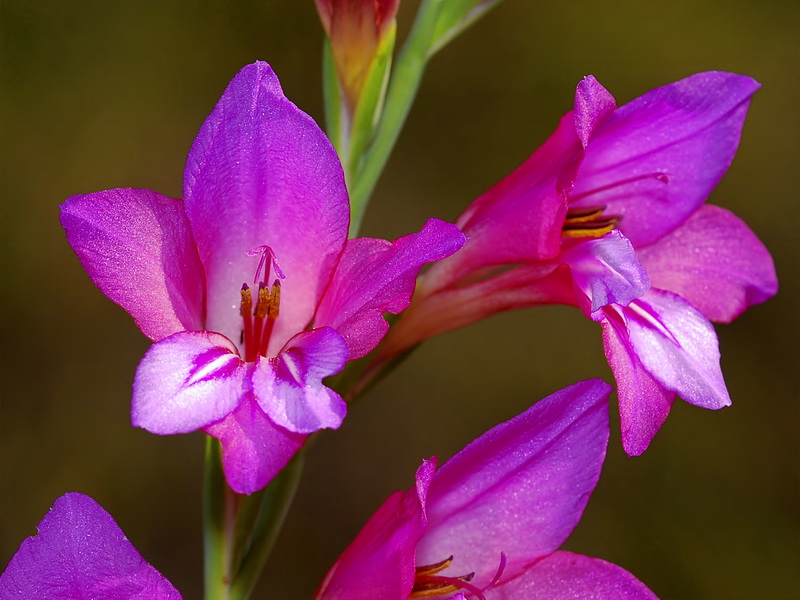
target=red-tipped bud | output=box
[315,0,400,111]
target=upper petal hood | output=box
[0,493,181,599]
[184,61,349,351]
[571,72,760,246]
[416,379,612,587]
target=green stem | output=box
[230,453,306,600]
[204,437,238,600]
[348,0,444,235]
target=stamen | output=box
[411,573,484,600]
[570,171,669,202]
[415,556,454,577]
[268,280,281,320]
[562,214,620,239]
[254,284,271,319]
[240,284,254,359]
[410,553,508,600]
[258,280,281,358]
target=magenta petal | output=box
[415,380,612,587]
[493,551,658,600]
[204,397,306,495]
[573,72,760,246]
[252,328,348,434]
[574,75,617,147]
[624,290,730,410]
[601,311,675,456]
[132,331,247,434]
[0,493,181,600]
[315,218,466,360]
[562,230,650,316]
[184,61,349,349]
[60,188,204,341]
[637,205,777,323]
[314,461,434,600]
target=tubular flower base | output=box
[60,61,466,494]
[315,380,658,600]
[380,71,777,455]
[0,493,181,600]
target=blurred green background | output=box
[1,1,798,598]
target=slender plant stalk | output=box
[347,0,444,234]
[204,437,237,600]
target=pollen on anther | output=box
[268,280,281,319]
[240,284,253,318]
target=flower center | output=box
[562,205,620,239]
[410,553,506,600]
[562,171,669,240]
[239,245,285,362]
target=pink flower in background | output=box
[0,493,181,599]
[314,379,658,600]
[60,61,465,494]
[381,72,777,455]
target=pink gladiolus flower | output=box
[60,62,465,494]
[0,493,181,599]
[380,72,777,455]
[314,380,658,600]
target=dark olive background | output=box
[1,1,798,599]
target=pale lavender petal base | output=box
[493,551,658,600]
[204,397,306,495]
[132,331,247,434]
[602,315,675,456]
[625,290,730,410]
[416,379,612,587]
[252,327,349,434]
[0,493,181,599]
[562,230,650,315]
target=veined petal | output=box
[562,230,650,316]
[623,290,731,410]
[60,188,204,341]
[601,310,675,456]
[415,380,612,587]
[184,61,349,350]
[314,218,466,360]
[637,205,777,323]
[204,396,307,495]
[132,331,247,434]
[0,493,181,600]
[252,328,348,434]
[572,72,760,246]
[492,551,658,600]
[314,461,434,600]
